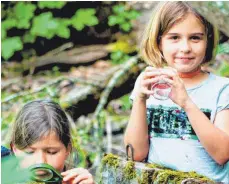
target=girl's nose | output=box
[180,39,191,53]
[35,152,47,164]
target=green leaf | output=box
[113,5,125,14]
[23,32,36,43]
[1,37,23,60]
[31,12,58,39]
[14,2,36,29]
[111,50,123,61]
[216,61,229,77]
[108,15,125,26]
[217,43,229,54]
[120,22,131,32]
[1,28,6,39]
[56,26,70,38]
[124,10,140,20]
[71,8,98,31]
[2,19,17,31]
[38,1,66,9]
[54,19,71,38]
[108,15,118,26]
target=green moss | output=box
[151,169,215,184]
[145,163,171,170]
[101,153,120,170]
[123,161,136,181]
[100,153,215,184]
[139,170,153,184]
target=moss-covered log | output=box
[99,153,215,184]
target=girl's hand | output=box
[61,168,94,184]
[136,66,161,100]
[160,67,191,108]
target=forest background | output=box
[1,1,229,179]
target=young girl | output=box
[124,2,229,183]
[10,99,94,184]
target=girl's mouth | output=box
[175,57,194,63]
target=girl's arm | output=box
[163,70,229,165]
[183,100,229,165]
[124,67,161,161]
[124,96,149,161]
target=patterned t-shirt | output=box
[130,72,229,183]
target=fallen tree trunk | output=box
[1,44,110,77]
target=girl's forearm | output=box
[124,97,149,161]
[183,99,229,165]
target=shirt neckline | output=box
[186,72,213,91]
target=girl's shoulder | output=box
[210,72,229,81]
[206,73,229,88]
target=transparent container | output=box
[151,79,171,100]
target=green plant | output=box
[217,43,229,54]
[110,50,130,65]
[1,2,99,60]
[108,4,140,32]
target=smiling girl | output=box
[124,2,229,182]
[11,100,94,184]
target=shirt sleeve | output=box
[216,83,229,113]
[129,72,143,102]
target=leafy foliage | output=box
[1,2,99,60]
[217,43,229,54]
[1,2,140,61]
[110,50,130,65]
[108,4,140,32]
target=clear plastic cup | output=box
[151,78,172,100]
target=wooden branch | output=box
[94,55,139,118]
[2,44,110,76]
[1,77,103,104]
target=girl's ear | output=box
[66,144,72,156]
[11,143,18,155]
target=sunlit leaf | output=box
[14,2,36,29]
[2,19,17,30]
[71,8,98,31]
[120,22,131,32]
[31,12,58,39]
[1,37,23,60]
[108,15,118,26]
[38,1,66,9]
[55,19,71,38]
[124,10,140,19]
[113,4,125,14]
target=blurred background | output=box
[1,1,229,178]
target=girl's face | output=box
[13,131,70,172]
[159,13,207,73]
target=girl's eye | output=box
[169,36,179,40]
[191,36,201,40]
[25,151,34,155]
[47,151,58,155]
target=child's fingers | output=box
[143,71,161,79]
[61,168,85,181]
[142,76,161,86]
[72,173,93,184]
[162,77,174,85]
